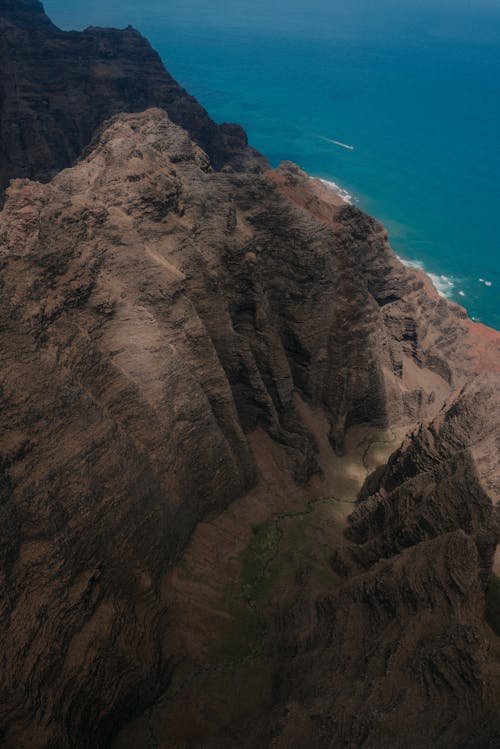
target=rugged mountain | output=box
[1,107,499,749]
[150,375,499,749]
[0,4,499,749]
[0,0,260,205]
[271,375,500,749]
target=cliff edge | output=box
[0,0,261,205]
[0,4,499,748]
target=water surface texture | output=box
[44,0,500,327]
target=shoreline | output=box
[397,256,459,301]
[312,174,495,327]
[397,255,495,325]
[316,177,354,206]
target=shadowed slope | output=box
[0,0,262,204]
[0,107,499,747]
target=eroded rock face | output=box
[320,376,500,747]
[352,372,500,573]
[0,0,261,205]
[270,533,497,749]
[206,379,500,749]
[271,163,499,452]
[0,26,499,746]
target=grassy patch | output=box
[207,505,343,666]
[486,573,500,636]
[207,520,281,664]
[280,504,344,590]
[240,520,282,602]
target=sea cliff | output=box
[0,2,498,747]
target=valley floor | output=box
[113,403,410,747]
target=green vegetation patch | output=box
[207,520,282,664]
[240,520,282,602]
[207,505,343,666]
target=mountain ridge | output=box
[0,3,498,748]
[0,0,263,205]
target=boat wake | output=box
[317,134,355,151]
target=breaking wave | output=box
[318,177,354,205]
[397,256,459,299]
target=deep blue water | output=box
[44,0,500,328]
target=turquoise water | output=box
[44,0,500,328]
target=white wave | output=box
[318,135,355,151]
[459,291,465,297]
[485,281,493,287]
[399,257,424,271]
[478,278,493,287]
[397,255,456,299]
[428,273,454,298]
[318,178,354,205]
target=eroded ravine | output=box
[113,424,408,748]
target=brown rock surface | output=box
[111,384,500,749]
[0,7,499,746]
[0,106,498,748]
[0,0,261,205]
[148,380,499,749]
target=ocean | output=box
[44,0,500,328]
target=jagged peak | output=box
[0,0,56,28]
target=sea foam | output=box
[397,256,456,299]
[318,178,354,205]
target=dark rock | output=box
[0,4,499,748]
[0,0,264,205]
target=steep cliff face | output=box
[0,0,260,204]
[190,377,499,749]
[271,164,499,451]
[353,372,500,568]
[0,107,498,748]
[0,4,499,748]
[317,376,500,747]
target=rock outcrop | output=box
[1,105,498,749]
[186,376,499,749]
[0,4,499,748]
[0,0,261,205]
[317,376,500,748]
